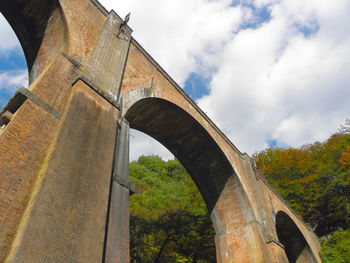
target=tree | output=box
[253,125,350,235]
[337,118,350,135]
[129,156,216,263]
[321,229,350,263]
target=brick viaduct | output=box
[0,0,321,262]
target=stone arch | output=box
[275,211,318,263]
[123,96,272,262]
[0,0,68,82]
[124,97,235,212]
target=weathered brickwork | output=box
[0,100,59,261]
[0,0,321,262]
[5,81,119,262]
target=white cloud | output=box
[198,0,350,153]
[101,0,244,85]
[130,129,174,161]
[0,69,28,92]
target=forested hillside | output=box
[129,156,216,263]
[129,120,349,262]
[253,119,350,262]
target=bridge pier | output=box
[211,176,271,263]
[105,119,133,262]
[1,80,120,262]
[266,242,290,263]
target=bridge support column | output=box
[266,241,289,263]
[211,176,271,263]
[3,80,119,262]
[105,119,133,262]
[296,246,318,263]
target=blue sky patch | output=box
[0,48,27,109]
[267,137,277,148]
[0,89,14,109]
[240,3,272,30]
[0,48,27,71]
[184,72,211,101]
[294,20,320,37]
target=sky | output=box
[0,0,349,161]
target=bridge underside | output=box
[276,211,318,263]
[125,98,234,212]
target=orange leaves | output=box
[253,131,350,236]
[339,145,350,169]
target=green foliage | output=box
[130,155,216,263]
[320,229,350,263]
[130,121,350,262]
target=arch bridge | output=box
[0,0,321,262]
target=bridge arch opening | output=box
[128,134,216,262]
[0,13,28,101]
[276,211,318,263]
[125,98,234,258]
[124,96,269,261]
[124,97,235,212]
[0,0,67,83]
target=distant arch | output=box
[124,97,235,212]
[276,211,318,263]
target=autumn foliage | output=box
[253,120,350,262]
[253,128,350,236]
